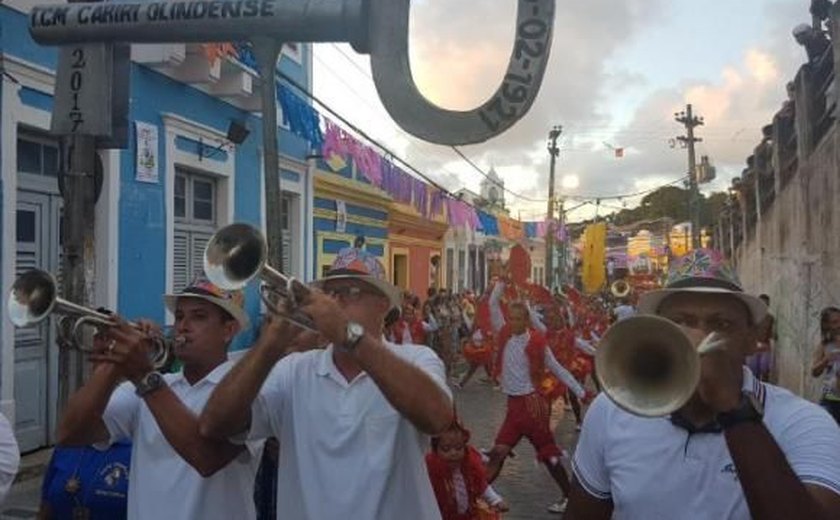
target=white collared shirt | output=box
[500,331,585,398]
[0,412,19,504]
[248,341,452,520]
[103,360,262,520]
[573,367,840,519]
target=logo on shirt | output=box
[720,462,739,481]
[101,462,129,488]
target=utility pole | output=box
[675,104,704,249]
[545,125,562,289]
[60,135,97,407]
[557,197,566,286]
[57,0,103,411]
[253,40,285,272]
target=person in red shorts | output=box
[483,280,592,515]
[455,329,496,389]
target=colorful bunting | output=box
[277,85,323,149]
[200,45,543,239]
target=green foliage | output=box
[608,186,727,227]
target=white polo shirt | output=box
[573,367,840,519]
[248,341,452,520]
[103,360,262,520]
[0,412,19,504]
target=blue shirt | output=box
[41,443,131,520]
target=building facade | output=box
[312,162,391,280]
[389,201,448,298]
[0,2,314,451]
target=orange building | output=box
[388,201,448,298]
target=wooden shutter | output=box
[173,229,189,293]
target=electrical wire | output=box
[315,46,701,213]
[324,44,551,204]
[278,70,508,217]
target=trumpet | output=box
[611,279,631,298]
[8,269,173,369]
[203,223,316,331]
[595,315,724,417]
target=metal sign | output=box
[51,43,114,137]
[30,0,556,146]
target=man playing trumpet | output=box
[567,249,840,520]
[56,276,262,520]
[199,247,453,519]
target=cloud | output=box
[312,0,812,223]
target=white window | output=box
[17,130,59,178]
[173,169,217,292]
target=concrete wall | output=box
[733,127,840,400]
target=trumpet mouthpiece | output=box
[697,332,727,355]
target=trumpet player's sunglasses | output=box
[323,283,382,301]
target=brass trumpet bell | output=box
[203,222,267,291]
[8,269,172,368]
[204,223,316,331]
[8,269,57,327]
[611,279,631,298]
[595,315,700,417]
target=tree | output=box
[608,186,726,227]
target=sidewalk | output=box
[1,448,52,519]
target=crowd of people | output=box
[1,245,840,519]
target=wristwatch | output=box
[340,321,365,352]
[134,371,166,397]
[717,392,764,430]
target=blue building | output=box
[0,2,315,451]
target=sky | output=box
[312,0,812,223]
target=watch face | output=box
[349,322,364,338]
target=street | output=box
[0,377,583,520]
[455,379,581,520]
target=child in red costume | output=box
[426,421,507,520]
[456,329,496,389]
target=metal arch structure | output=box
[29,0,556,146]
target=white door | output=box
[14,190,62,452]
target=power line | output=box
[449,146,548,203]
[564,175,689,202]
[323,44,550,204]
[278,70,496,215]
[313,48,701,216]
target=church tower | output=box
[479,166,505,211]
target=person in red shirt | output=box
[390,302,438,346]
[426,420,507,520]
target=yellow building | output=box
[313,168,392,279]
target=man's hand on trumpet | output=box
[682,327,749,414]
[257,309,325,357]
[88,317,157,384]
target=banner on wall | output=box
[336,200,347,233]
[135,121,159,184]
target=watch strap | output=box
[134,371,165,397]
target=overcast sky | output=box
[312,0,810,222]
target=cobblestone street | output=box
[454,379,581,520]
